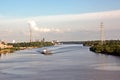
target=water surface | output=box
[0,44,120,80]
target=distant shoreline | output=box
[0,41,54,54]
[0,47,34,54]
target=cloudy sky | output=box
[0,0,120,42]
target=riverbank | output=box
[61,40,120,56]
[0,47,31,54]
[90,44,120,56]
[82,40,120,56]
[0,41,54,54]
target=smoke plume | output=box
[28,20,61,33]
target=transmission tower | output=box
[29,25,32,43]
[100,22,105,45]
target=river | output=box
[0,44,120,80]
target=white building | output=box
[0,41,13,49]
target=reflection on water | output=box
[0,53,11,59]
[0,44,120,80]
[93,63,120,71]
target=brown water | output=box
[0,44,120,80]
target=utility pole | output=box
[29,25,32,43]
[100,22,105,45]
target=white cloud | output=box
[0,10,120,42]
[24,10,120,22]
[27,20,61,33]
[23,10,120,32]
[28,20,37,27]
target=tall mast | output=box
[29,24,32,43]
[100,22,105,45]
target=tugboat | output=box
[41,48,52,55]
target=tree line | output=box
[0,41,54,54]
[8,41,53,48]
[82,40,120,56]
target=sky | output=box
[0,0,120,42]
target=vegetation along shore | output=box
[82,40,120,56]
[1,40,120,57]
[0,41,53,54]
[62,40,120,56]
